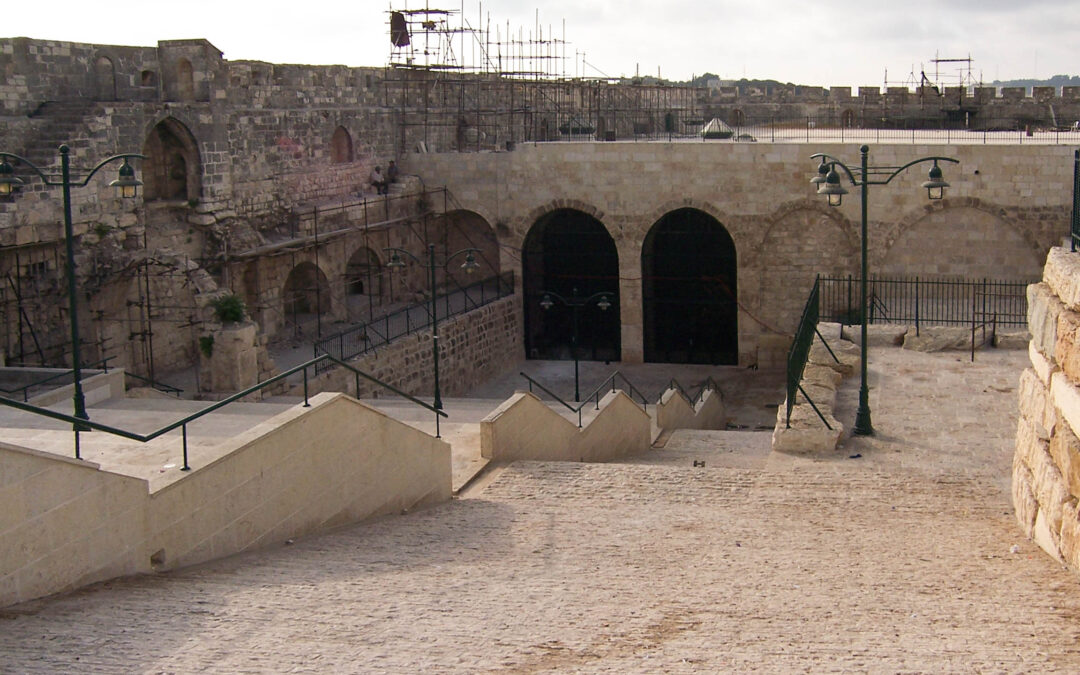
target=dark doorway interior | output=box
[642,208,738,364]
[523,209,620,362]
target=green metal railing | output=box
[123,370,184,397]
[785,278,835,429]
[0,357,113,403]
[0,353,447,471]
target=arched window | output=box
[94,56,116,101]
[176,58,195,101]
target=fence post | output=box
[915,276,920,337]
[182,424,191,471]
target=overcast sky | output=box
[6,1,1077,87]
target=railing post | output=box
[355,372,361,397]
[915,276,920,337]
[182,424,191,471]
[74,429,81,460]
[303,367,311,407]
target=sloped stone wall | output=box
[1014,248,1080,568]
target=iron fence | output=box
[818,275,1034,332]
[313,271,514,373]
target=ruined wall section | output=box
[1014,248,1080,571]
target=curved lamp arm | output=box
[0,146,145,188]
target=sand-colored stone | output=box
[1043,247,1080,312]
[902,326,971,352]
[841,324,908,347]
[1013,452,1039,535]
[1018,367,1055,440]
[1028,282,1063,362]
[1050,419,1080,497]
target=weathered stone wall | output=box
[415,143,1070,364]
[1014,248,1080,569]
[299,294,523,401]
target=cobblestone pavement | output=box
[4,348,1080,672]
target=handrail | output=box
[0,353,446,471]
[0,357,113,402]
[519,369,656,428]
[122,370,183,397]
[664,375,722,407]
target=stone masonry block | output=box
[1016,416,1048,472]
[1050,418,1080,498]
[1028,282,1062,363]
[1018,367,1055,440]
[1058,502,1080,570]
[1051,372,1080,441]
[1013,451,1039,536]
[1029,440,1071,536]
[1043,247,1080,312]
[841,324,908,346]
[808,338,858,376]
[1030,340,1056,386]
[902,326,970,352]
[771,401,843,454]
[1057,308,1080,387]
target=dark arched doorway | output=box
[282,262,331,337]
[642,208,738,364]
[523,209,620,361]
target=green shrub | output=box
[198,335,215,357]
[211,294,246,323]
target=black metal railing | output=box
[0,353,447,470]
[314,271,514,373]
[664,376,722,408]
[519,370,651,428]
[123,371,184,398]
[818,275,1033,332]
[1072,149,1080,252]
[0,357,112,403]
[785,278,822,428]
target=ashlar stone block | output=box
[1043,247,1080,312]
[1013,452,1039,536]
[1050,418,1080,498]
[1028,282,1063,362]
[1018,367,1055,440]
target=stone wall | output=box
[300,294,523,401]
[1014,248,1080,569]
[416,143,1070,364]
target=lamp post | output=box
[810,144,956,436]
[384,243,479,410]
[539,287,615,402]
[0,145,143,430]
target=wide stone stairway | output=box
[4,349,1080,671]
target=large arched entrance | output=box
[523,209,620,361]
[642,208,738,364]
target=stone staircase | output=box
[19,100,100,167]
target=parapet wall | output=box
[1014,248,1080,569]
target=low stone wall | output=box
[656,388,726,431]
[771,323,858,453]
[300,295,523,401]
[0,392,452,607]
[480,390,651,463]
[1014,248,1080,569]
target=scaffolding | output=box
[384,2,706,151]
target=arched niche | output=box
[177,58,195,101]
[642,208,738,364]
[346,247,382,296]
[142,118,201,202]
[93,56,116,101]
[522,208,620,362]
[331,126,354,164]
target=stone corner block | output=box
[1044,247,1080,312]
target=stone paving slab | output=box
[3,348,1080,671]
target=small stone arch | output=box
[345,247,382,296]
[93,55,116,101]
[730,109,746,127]
[140,70,158,88]
[331,126,354,164]
[143,117,201,202]
[879,202,1044,279]
[176,58,195,101]
[841,109,857,128]
[437,210,500,286]
[282,262,332,319]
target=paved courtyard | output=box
[3,348,1080,672]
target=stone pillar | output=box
[1014,248,1080,570]
[618,239,643,363]
[200,321,260,395]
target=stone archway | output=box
[842,109,857,128]
[282,262,331,335]
[437,209,499,288]
[142,118,201,202]
[642,208,738,364]
[522,208,621,362]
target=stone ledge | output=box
[1043,247,1080,312]
[902,326,970,352]
[841,324,908,347]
